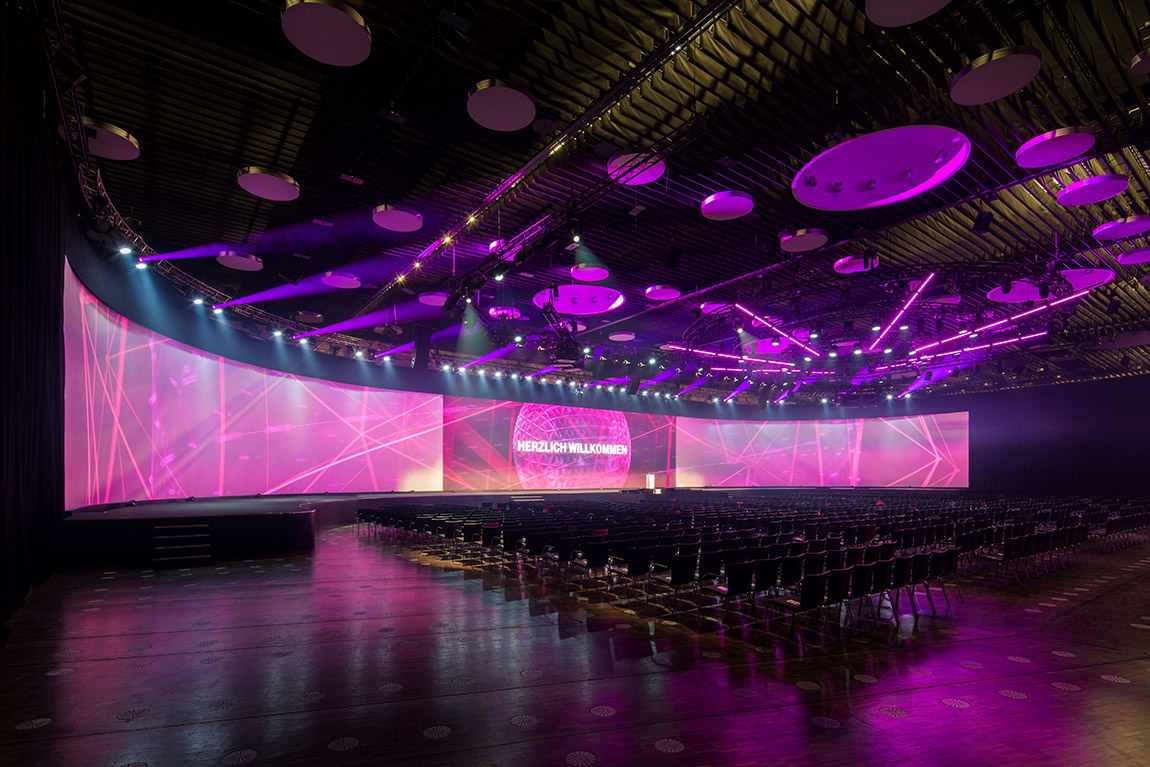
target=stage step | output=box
[151,522,213,568]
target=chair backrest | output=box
[927,550,946,579]
[779,554,805,588]
[754,557,782,592]
[825,567,852,604]
[627,547,653,574]
[826,549,847,570]
[670,553,698,585]
[845,547,864,567]
[583,541,611,568]
[871,558,894,592]
[726,561,755,595]
[891,555,913,587]
[910,552,930,582]
[798,571,830,610]
[803,551,826,576]
[851,561,875,597]
[698,551,725,580]
[652,543,679,568]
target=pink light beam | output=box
[733,304,820,356]
[868,272,934,351]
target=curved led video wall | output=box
[64,262,969,508]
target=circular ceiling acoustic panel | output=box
[237,167,300,201]
[1132,49,1150,75]
[281,0,371,67]
[532,285,624,315]
[608,331,635,342]
[418,291,447,307]
[699,301,731,314]
[294,310,324,324]
[467,80,535,132]
[1116,246,1150,265]
[865,0,952,26]
[949,46,1042,105]
[1056,175,1128,207]
[606,151,666,185]
[1059,268,1114,291]
[570,263,610,282]
[372,204,422,232]
[81,119,140,161]
[1014,127,1095,168]
[780,228,828,252]
[1093,214,1150,242]
[487,306,522,319]
[645,285,681,301]
[701,191,754,221]
[792,125,971,211]
[216,252,263,271]
[834,254,879,274]
[320,271,361,289]
[986,281,1043,303]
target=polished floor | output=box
[3,527,1149,767]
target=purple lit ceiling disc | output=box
[699,301,731,314]
[645,285,681,301]
[281,0,371,67]
[986,281,1043,303]
[570,263,610,282]
[1014,127,1095,168]
[532,285,625,315]
[216,252,263,271]
[82,119,140,160]
[237,167,300,201]
[606,152,666,185]
[418,291,448,307]
[571,320,587,332]
[320,271,361,289]
[372,204,423,232]
[949,46,1042,106]
[294,310,324,324]
[1056,175,1128,207]
[1093,214,1150,242]
[608,331,635,342]
[701,191,754,221]
[1059,268,1114,291]
[467,80,535,131]
[834,254,878,274]
[488,306,522,320]
[865,0,952,26]
[780,228,828,253]
[1116,246,1150,265]
[791,125,971,211]
[1131,50,1150,75]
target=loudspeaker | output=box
[626,377,641,396]
[412,325,431,369]
[664,245,682,270]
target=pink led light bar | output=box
[733,304,820,356]
[912,289,1089,355]
[663,343,795,367]
[914,330,1047,361]
[868,272,934,351]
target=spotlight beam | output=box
[868,272,934,351]
[723,379,754,402]
[733,304,819,356]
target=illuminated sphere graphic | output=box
[511,404,631,490]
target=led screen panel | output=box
[675,413,968,488]
[63,261,442,508]
[443,396,675,490]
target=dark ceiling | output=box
[47,0,1150,403]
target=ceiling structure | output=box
[48,0,1150,405]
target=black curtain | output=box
[1,4,66,621]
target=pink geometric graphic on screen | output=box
[62,261,442,509]
[511,404,631,490]
[675,413,967,488]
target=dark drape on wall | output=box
[1,4,66,620]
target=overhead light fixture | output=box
[972,208,995,234]
[192,298,204,305]
[119,246,133,255]
[299,338,308,345]
[272,329,282,336]
[134,261,147,270]
[212,307,223,315]
[382,355,391,361]
[355,350,364,357]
